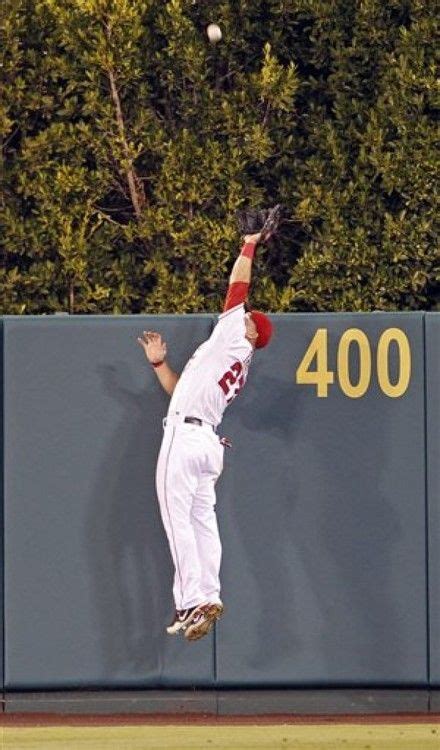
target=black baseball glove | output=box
[236,204,283,243]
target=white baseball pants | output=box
[155,417,224,610]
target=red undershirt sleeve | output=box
[223,281,249,312]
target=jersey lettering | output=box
[218,361,244,402]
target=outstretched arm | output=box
[137,331,179,396]
[223,232,261,312]
[224,204,282,311]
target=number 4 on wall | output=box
[296,329,334,397]
[296,328,411,399]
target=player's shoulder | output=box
[218,302,245,320]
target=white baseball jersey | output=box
[167,303,253,428]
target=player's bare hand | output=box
[137,331,167,364]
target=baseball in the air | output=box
[207,23,222,43]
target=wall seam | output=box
[423,313,431,687]
[1,319,4,695]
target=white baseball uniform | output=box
[155,303,253,610]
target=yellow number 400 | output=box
[296,328,411,398]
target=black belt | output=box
[184,416,216,432]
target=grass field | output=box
[2,722,440,750]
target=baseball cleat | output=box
[184,603,224,642]
[166,606,199,635]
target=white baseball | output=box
[207,23,222,43]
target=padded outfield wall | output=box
[0,313,438,689]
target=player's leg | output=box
[190,472,222,606]
[184,435,224,641]
[155,427,205,613]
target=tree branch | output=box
[106,61,146,220]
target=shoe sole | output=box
[184,604,224,642]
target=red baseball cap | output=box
[250,310,273,349]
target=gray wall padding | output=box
[427,314,440,685]
[3,315,214,688]
[1,312,436,688]
[0,319,3,689]
[216,313,427,685]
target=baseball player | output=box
[137,206,281,641]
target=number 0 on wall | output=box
[296,328,411,398]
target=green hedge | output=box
[1,0,438,313]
